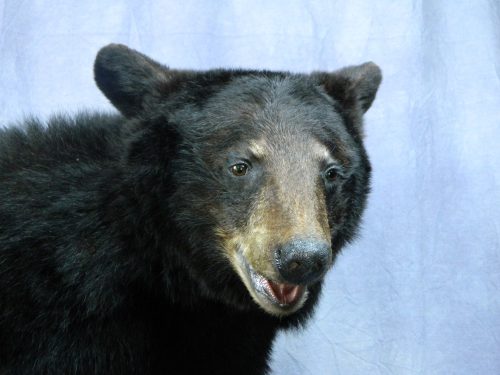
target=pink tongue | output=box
[268,281,301,305]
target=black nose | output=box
[274,238,332,285]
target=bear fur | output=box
[0,44,381,375]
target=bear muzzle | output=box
[233,237,332,316]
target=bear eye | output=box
[324,166,339,182]
[230,163,249,177]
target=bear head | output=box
[94,44,381,322]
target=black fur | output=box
[0,44,381,375]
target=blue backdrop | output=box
[1,1,499,374]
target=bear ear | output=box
[314,62,382,114]
[94,44,184,118]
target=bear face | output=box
[94,44,381,319]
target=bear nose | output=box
[274,238,332,285]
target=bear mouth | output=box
[235,252,308,316]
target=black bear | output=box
[0,44,381,375]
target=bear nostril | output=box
[314,260,323,272]
[276,247,282,258]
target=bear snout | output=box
[274,238,332,285]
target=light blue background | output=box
[1,1,499,374]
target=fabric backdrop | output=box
[1,1,499,374]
